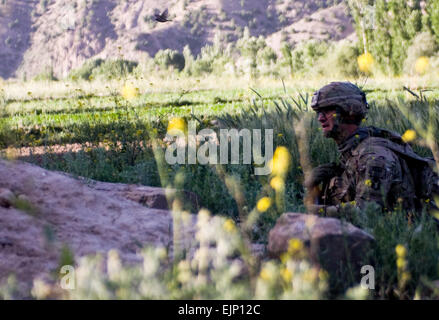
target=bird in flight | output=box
[154,8,172,22]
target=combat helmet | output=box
[311,82,369,123]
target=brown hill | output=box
[0,0,354,79]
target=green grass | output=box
[1,77,439,299]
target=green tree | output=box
[427,0,439,43]
[154,49,185,72]
[236,28,268,78]
[280,42,293,77]
[403,31,438,75]
[348,0,424,75]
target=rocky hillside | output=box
[0,0,355,79]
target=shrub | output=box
[183,36,233,77]
[33,67,58,81]
[403,31,439,75]
[289,40,329,76]
[181,6,209,37]
[311,40,362,78]
[154,49,185,72]
[68,58,104,81]
[91,59,138,80]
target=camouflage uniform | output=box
[319,126,418,215]
[308,82,424,217]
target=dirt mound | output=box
[0,158,198,293]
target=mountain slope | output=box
[0,0,355,79]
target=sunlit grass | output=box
[1,74,439,300]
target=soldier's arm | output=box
[304,162,343,206]
[309,146,401,218]
[353,145,401,211]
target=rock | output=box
[268,212,374,293]
[0,188,15,208]
[86,180,201,212]
[0,159,198,293]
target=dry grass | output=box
[1,74,439,102]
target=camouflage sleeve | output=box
[353,145,402,211]
[308,146,402,217]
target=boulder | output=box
[0,159,197,294]
[85,180,201,212]
[268,212,374,293]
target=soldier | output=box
[305,81,437,219]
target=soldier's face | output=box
[317,108,337,135]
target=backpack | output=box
[399,156,439,205]
[368,137,439,210]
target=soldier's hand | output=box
[305,162,341,188]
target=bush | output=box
[68,58,138,81]
[154,49,185,72]
[181,6,209,37]
[91,59,138,80]
[403,31,439,75]
[288,40,330,76]
[312,41,362,78]
[68,58,104,81]
[33,67,58,81]
[183,36,233,77]
[350,205,439,299]
[236,30,272,77]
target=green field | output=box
[1,75,439,299]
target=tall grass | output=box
[1,80,439,299]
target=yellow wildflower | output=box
[280,253,289,264]
[401,129,416,143]
[288,238,304,255]
[121,83,139,100]
[415,56,429,75]
[167,117,187,135]
[357,52,374,73]
[365,179,372,187]
[257,197,272,212]
[280,268,292,283]
[401,271,411,283]
[396,257,407,269]
[395,244,407,258]
[223,218,236,233]
[269,146,291,177]
[270,176,285,191]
